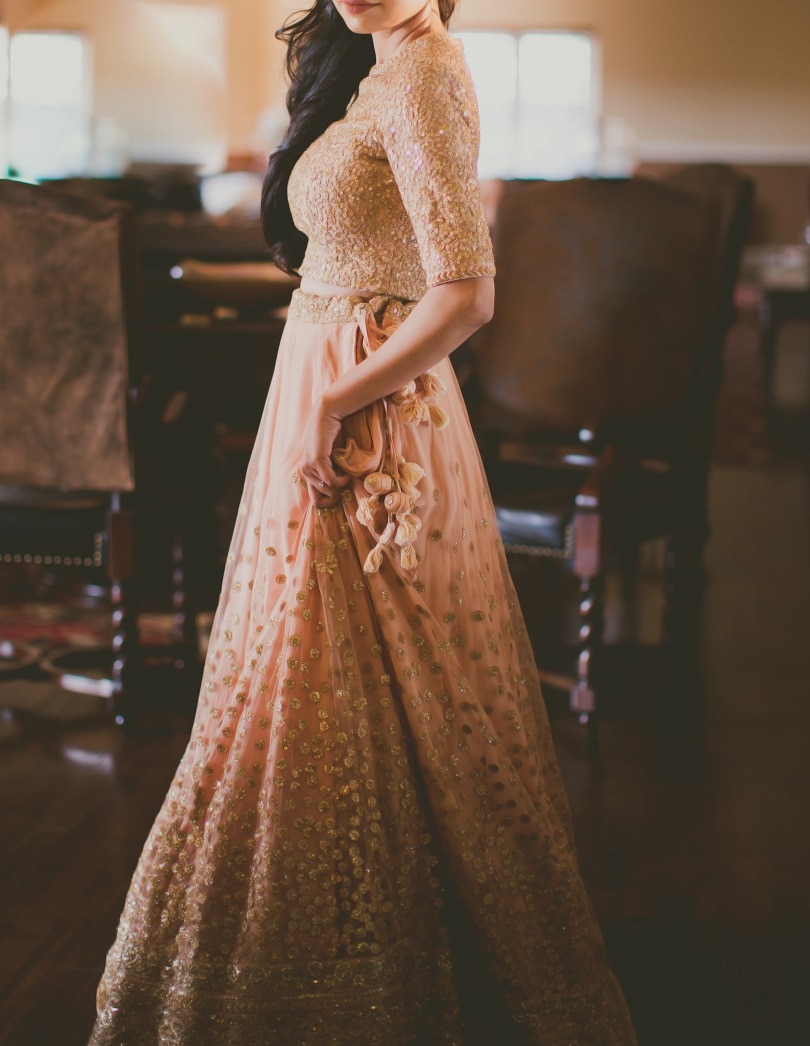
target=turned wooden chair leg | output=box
[574,575,604,764]
[571,506,604,738]
[107,496,140,728]
[110,576,139,727]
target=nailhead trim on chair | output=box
[1,533,104,569]
[502,524,575,560]
[2,553,95,566]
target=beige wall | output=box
[270,0,810,163]
[452,0,810,162]
[2,0,233,167]
[3,0,809,163]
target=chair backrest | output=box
[661,163,754,354]
[0,180,139,492]
[475,177,719,451]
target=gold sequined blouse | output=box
[287,33,496,302]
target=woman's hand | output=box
[299,396,350,508]
[317,277,494,421]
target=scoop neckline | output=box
[369,31,460,75]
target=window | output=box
[453,30,601,180]
[7,31,92,180]
[0,27,8,174]
[0,27,8,105]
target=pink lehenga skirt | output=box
[89,290,635,1045]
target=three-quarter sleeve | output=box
[380,47,496,288]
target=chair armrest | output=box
[499,441,600,471]
[570,445,619,579]
[575,444,619,510]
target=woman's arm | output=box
[300,41,497,507]
[299,275,494,506]
[325,276,493,418]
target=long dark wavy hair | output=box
[261,1,458,274]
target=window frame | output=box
[452,27,603,180]
[6,28,94,180]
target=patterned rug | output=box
[0,599,212,725]
[0,678,105,722]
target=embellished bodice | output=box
[287,33,496,302]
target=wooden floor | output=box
[1,343,809,1045]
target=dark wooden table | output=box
[134,213,300,600]
[742,245,810,381]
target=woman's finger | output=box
[302,459,349,494]
[301,468,342,508]
[315,458,348,490]
[312,484,339,508]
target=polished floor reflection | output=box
[1,330,809,1046]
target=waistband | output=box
[287,289,418,325]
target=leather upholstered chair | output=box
[468,176,724,732]
[660,163,754,546]
[0,180,197,727]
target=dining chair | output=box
[659,163,754,577]
[467,176,721,737]
[0,180,198,728]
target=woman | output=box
[89,2,636,1043]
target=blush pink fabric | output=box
[90,291,636,1044]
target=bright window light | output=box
[7,31,92,179]
[454,30,600,180]
[0,29,8,173]
[10,32,86,106]
[518,33,593,107]
[0,28,9,106]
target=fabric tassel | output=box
[384,490,412,514]
[428,404,449,429]
[363,544,384,574]
[356,495,380,528]
[400,543,419,571]
[395,513,420,545]
[419,371,447,398]
[379,520,396,546]
[398,510,421,532]
[364,471,394,495]
[401,482,422,504]
[398,459,425,487]
[344,300,450,582]
[398,397,430,425]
